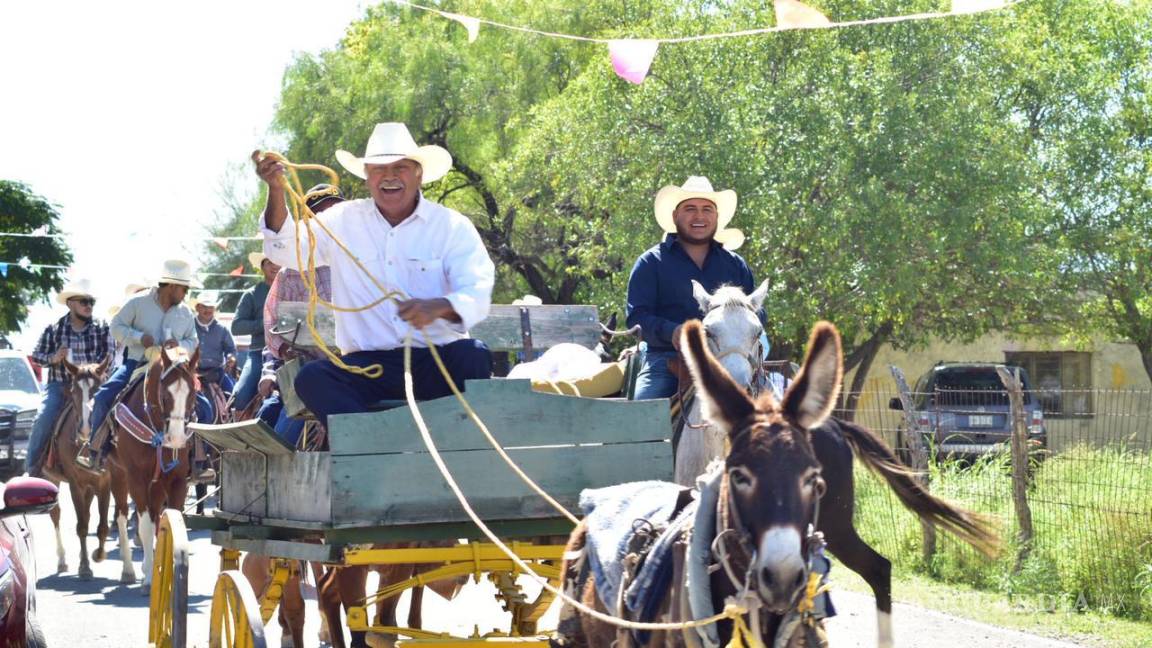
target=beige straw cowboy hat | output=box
[56,279,95,305]
[335,122,453,184]
[654,176,745,251]
[158,259,199,288]
[192,290,221,308]
[248,252,269,272]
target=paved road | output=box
[30,484,1086,647]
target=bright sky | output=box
[0,0,368,349]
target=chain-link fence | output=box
[839,371,1152,620]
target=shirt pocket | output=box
[400,257,445,299]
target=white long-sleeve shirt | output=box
[262,195,495,353]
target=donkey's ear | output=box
[680,320,757,437]
[749,279,770,312]
[780,321,843,430]
[62,358,79,377]
[691,280,712,313]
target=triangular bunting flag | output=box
[608,39,660,85]
[443,12,480,43]
[213,237,230,250]
[229,265,244,277]
[775,0,832,29]
[951,0,1006,13]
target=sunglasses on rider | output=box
[68,297,96,307]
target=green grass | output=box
[850,444,1152,623]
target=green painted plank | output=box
[322,518,575,544]
[328,379,670,456]
[193,419,294,455]
[470,305,600,350]
[219,453,268,517]
[275,302,599,352]
[211,532,342,562]
[186,514,230,531]
[266,452,332,523]
[330,441,671,526]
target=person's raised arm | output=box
[252,151,288,234]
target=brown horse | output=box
[108,347,200,587]
[43,356,112,580]
[559,321,998,647]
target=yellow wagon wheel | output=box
[148,509,188,648]
[209,570,268,648]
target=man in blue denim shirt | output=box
[626,176,756,400]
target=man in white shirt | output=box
[254,122,495,425]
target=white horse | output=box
[673,279,769,486]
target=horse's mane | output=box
[710,285,755,311]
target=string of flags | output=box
[0,230,263,250]
[0,258,259,281]
[392,0,1021,84]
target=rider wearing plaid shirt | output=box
[27,282,114,476]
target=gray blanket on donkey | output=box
[579,480,685,616]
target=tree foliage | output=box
[0,181,72,332]
[220,0,1152,390]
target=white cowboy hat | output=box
[654,176,745,251]
[158,259,198,288]
[124,277,152,296]
[192,290,221,308]
[335,122,453,184]
[248,252,271,272]
[56,279,95,305]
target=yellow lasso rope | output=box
[403,336,762,645]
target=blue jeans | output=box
[27,382,67,472]
[294,339,492,427]
[232,349,264,411]
[89,359,140,437]
[633,348,680,400]
[256,394,305,447]
[194,393,214,425]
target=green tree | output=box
[0,181,72,332]
[198,166,266,312]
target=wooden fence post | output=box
[890,365,937,561]
[996,366,1034,572]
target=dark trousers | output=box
[294,339,492,426]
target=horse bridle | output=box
[144,359,196,434]
[712,457,826,634]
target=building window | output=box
[1003,351,1093,418]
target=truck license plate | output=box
[969,415,994,427]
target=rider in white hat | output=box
[627,176,761,400]
[253,122,495,426]
[26,279,114,477]
[82,260,201,472]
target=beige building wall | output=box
[846,333,1152,452]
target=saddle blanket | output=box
[579,480,686,619]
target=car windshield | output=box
[933,367,1032,406]
[0,358,38,395]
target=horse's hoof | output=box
[78,566,93,581]
[120,572,137,585]
[92,548,106,563]
[56,561,67,574]
[281,637,294,648]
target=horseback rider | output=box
[26,279,114,478]
[253,122,495,426]
[626,176,761,400]
[80,260,200,472]
[230,252,281,414]
[191,290,236,423]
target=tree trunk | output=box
[841,321,893,421]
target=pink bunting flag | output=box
[608,40,659,85]
[213,237,230,250]
[229,265,244,277]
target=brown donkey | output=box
[559,321,998,647]
[107,347,200,588]
[44,356,112,580]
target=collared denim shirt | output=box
[626,235,758,353]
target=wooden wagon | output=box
[147,303,673,647]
